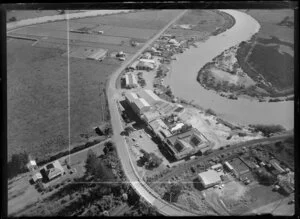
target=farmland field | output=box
[6,10,84,22]
[7,38,115,161]
[7,10,183,161]
[174,10,234,33]
[74,10,183,29]
[236,9,294,95]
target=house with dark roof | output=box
[40,160,65,181]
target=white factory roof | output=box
[125,92,138,103]
[198,169,221,186]
[134,98,150,110]
[139,98,150,107]
[138,89,161,105]
[125,73,138,87]
[170,122,185,132]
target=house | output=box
[198,169,222,188]
[27,159,38,172]
[40,160,65,181]
[136,61,155,71]
[141,52,152,59]
[211,163,223,171]
[87,48,107,61]
[168,39,180,46]
[30,172,43,184]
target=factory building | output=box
[164,128,211,160]
[137,89,161,105]
[125,92,151,115]
[198,169,222,188]
[125,73,138,89]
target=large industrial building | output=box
[164,127,211,160]
[125,92,151,115]
[123,89,211,160]
[198,169,222,188]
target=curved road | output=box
[106,10,198,216]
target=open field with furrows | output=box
[6,10,84,22]
[245,9,294,43]
[30,38,140,55]
[7,10,183,162]
[236,10,294,96]
[10,27,131,45]
[74,10,183,29]
[174,10,234,34]
[7,38,113,161]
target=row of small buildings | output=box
[123,89,211,160]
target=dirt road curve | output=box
[106,9,198,216]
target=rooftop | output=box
[137,89,161,105]
[198,169,221,186]
[87,48,107,60]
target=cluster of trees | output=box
[124,199,160,216]
[138,149,163,170]
[8,151,29,179]
[250,124,285,137]
[205,108,217,116]
[253,168,277,186]
[165,87,173,98]
[163,183,183,203]
[8,16,17,22]
[138,78,146,87]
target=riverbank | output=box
[196,44,294,102]
[163,9,293,130]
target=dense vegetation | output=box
[24,140,160,216]
[249,124,285,137]
[138,149,163,170]
[236,37,294,95]
[7,151,29,179]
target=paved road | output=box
[106,9,197,216]
[150,132,293,187]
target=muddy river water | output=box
[165,9,294,130]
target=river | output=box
[165,9,294,130]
